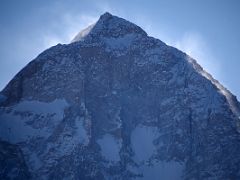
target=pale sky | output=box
[0,0,240,99]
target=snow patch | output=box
[75,116,88,144]
[51,116,88,156]
[14,99,68,119]
[136,161,184,180]
[104,33,136,51]
[131,126,158,162]
[112,90,117,95]
[0,113,45,143]
[97,134,121,162]
[0,99,68,143]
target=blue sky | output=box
[0,0,240,99]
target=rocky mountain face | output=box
[0,12,240,180]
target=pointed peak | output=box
[71,12,147,43]
[99,12,113,20]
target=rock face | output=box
[0,140,31,179]
[0,12,240,180]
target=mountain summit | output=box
[1,12,240,180]
[71,12,147,43]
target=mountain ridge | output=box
[0,12,240,179]
[2,13,239,118]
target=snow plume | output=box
[173,32,221,80]
[42,13,98,47]
[186,55,240,118]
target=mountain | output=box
[1,12,240,180]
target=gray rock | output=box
[0,12,240,179]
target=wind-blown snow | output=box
[186,55,240,117]
[71,23,96,42]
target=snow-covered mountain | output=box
[1,12,240,180]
